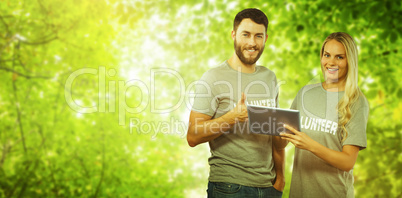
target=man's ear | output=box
[231,30,236,40]
[264,34,269,43]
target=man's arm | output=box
[187,93,248,147]
[272,136,287,191]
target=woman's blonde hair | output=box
[320,32,364,141]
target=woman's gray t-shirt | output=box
[289,83,369,198]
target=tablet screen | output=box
[247,105,300,136]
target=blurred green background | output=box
[0,0,401,197]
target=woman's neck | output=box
[322,80,346,92]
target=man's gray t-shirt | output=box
[289,83,369,198]
[192,61,278,187]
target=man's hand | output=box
[187,93,248,147]
[225,92,248,123]
[273,178,285,192]
[272,136,286,192]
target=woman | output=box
[280,32,369,198]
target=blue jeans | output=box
[207,182,283,198]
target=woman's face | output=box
[321,40,348,83]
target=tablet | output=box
[247,105,300,136]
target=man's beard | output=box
[234,39,265,65]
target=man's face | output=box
[233,18,267,66]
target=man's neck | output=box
[227,53,256,73]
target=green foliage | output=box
[0,0,401,197]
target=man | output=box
[187,8,287,197]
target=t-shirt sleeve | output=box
[342,97,369,150]
[191,71,218,117]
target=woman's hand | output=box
[280,124,360,172]
[280,124,317,152]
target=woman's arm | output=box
[280,125,360,172]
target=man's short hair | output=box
[233,8,269,32]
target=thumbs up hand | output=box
[226,92,248,123]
